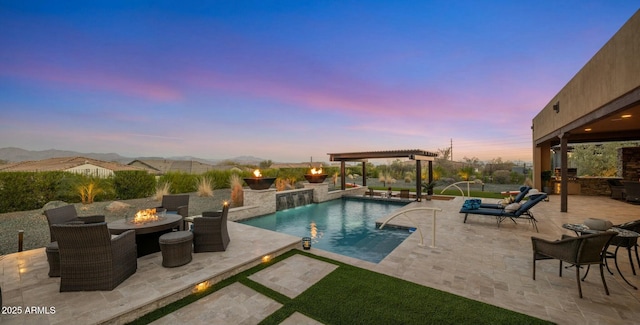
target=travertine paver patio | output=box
[248,254,338,298]
[2,193,640,324]
[153,254,334,324]
[0,222,300,325]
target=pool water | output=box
[239,198,411,263]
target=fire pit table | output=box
[108,210,183,257]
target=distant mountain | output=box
[0,147,131,163]
[0,147,267,166]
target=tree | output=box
[259,160,273,169]
[570,142,637,176]
[437,147,451,161]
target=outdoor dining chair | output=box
[193,204,230,252]
[51,222,137,292]
[43,205,105,277]
[609,219,640,275]
[531,231,617,298]
[158,194,189,228]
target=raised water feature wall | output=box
[276,189,314,211]
[228,183,368,221]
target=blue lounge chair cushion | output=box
[459,193,547,232]
[462,199,481,210]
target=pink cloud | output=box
[0,60,183,102]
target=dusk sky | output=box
[1,2,638,164]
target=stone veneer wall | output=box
[620,147,640,181]
[229,183,368,221]
[575,177,613,196]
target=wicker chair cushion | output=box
[584,218,613,231]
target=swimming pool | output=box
[239,197,411,263]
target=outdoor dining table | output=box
[562,223,640,289]
[108,214,183,257]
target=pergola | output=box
[328,149,438,201]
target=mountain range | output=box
[0,147,265,166]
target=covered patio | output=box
[533,10,640,212]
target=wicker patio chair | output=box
[531,231,617,298]
[607,179,626,200]
[51,222,137,292]
[623,181,640,204]
[609,219,640,275]
[44,204,105,242]
[399,189,410,199]
[193,204,230,252]
[43,205,105,277]
[158,194,189,219]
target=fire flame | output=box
[253,169,262,177]
[132,208,160,224]
[310,167,323,175]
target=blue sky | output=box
[1,1,638,163]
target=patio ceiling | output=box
[536,87,640,146]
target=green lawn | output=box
[130,250,553,325]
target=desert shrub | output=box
[197,176,214,197]
[158,171,198,194]
[202,170,242,189]
[154,182,171,201]
[114,170,156,199]
[510,171,526,184]
[492,170,511,184]
[229,174,244,207]
[76,177,106,204]
[404,172,413,183]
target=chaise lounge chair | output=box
[459,192,547,232]
[479,186,531,209]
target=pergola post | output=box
[340,161,346,190]
[560,134,569,212]
[362,162,367,187]
[416,160,422,201]
[429,160,433,184]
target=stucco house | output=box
[532,10,640,211]
[0,156,142,178]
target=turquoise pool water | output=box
[239,198,410,263]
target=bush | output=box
[492,170,511,184]
[229,174,243,207]
[202,170,245,189]
[114,171,156,199]
[158,171,198,194]
[197,176,214,197]
[0,171,97,212]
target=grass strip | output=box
[258,251,552,325]
[130,250,553,325]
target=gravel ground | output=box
[0,189,232,256]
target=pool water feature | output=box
[239,197,411,263]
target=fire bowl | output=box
[304,174,328,183]
[243,177,276,190]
